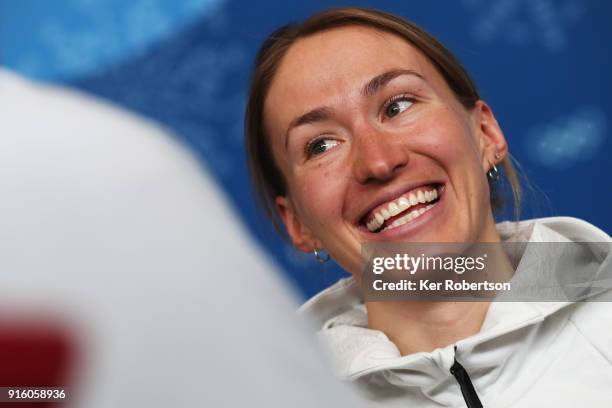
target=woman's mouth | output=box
[361,184,443,233]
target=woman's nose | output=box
[351,128,409,184]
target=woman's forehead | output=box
[264,26,442,135]
[270,26,431,97]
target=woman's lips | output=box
[358,184,445,239]
[362,184,443,232]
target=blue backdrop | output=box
[2,0,610,298]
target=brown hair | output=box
[245,7,521,233]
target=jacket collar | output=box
[300,217,611,403]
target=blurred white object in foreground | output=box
[0,69,363,407]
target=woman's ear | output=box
[472,100,508,171]
[275,196,319,253]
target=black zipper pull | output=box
[450,346,483,408]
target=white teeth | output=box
[365,187,440,232]
[398,197,410,209]
[375,212,384,225]
[417,190,425,203]
[383,202,437,231]
[392,212,411,227]
[388,202,400,216]
[381,208,391,219]
[368,218,381,231]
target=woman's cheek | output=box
[293,152,348,210]
[295,172,344,227]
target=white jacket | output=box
[301,217,612,407]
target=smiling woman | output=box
[244,7,612,408]
[248,8,516,277]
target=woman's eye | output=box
[305,138,339,158]
[384,96,414,118]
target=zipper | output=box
[450,346,483,408]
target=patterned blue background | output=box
[2,0,610,298]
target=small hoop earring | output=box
[494,152,501,160]
[487,164,500,181]
[313,249,330,264]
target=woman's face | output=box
[264,26,507,275]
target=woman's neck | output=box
[364,218,514,356]
[366,300,490,356]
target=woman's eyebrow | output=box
[284,69,424,149]
[285,107,333,149]
[362,68,424,97]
